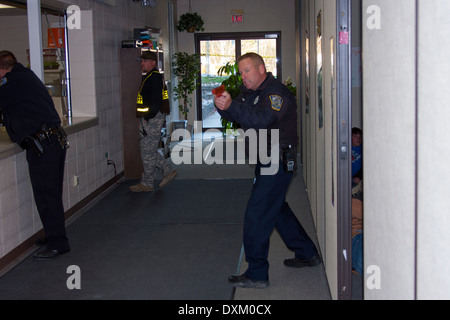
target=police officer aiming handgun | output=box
[215,52,321,288]
[0,50,70,260]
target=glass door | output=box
[196,32,281,129]
[199,39,235,129]
[241,39,278,78]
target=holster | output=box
[20,136,44,157]
[20,125,69,156]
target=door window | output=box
[196,33,281,129]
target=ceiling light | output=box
[139,0,156,8]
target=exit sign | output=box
[231,10,244,23]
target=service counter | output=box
[0,116,99,160]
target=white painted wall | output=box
[363,0,417,300]
[416,0,450,300]
[363,0,450,299]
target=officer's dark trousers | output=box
[26,138,69,252]
[243,163,318,281]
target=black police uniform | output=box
[218,73,318,281]
[0,63,70,254]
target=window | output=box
[0,0,72,122]
[195,32,281,129]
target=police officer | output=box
[215,52,321,288]
[130,51,176,192]
[0,51,70,260]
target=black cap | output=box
[140,51,157,61]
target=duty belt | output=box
[34,126,63,142]
[35,125,69,149]
[20,125,69,156]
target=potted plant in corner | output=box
[172,52,201,121]
[177,12,205,33]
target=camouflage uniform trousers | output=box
[139,112,172,187]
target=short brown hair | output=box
[238,52,266,69]
[352,127,362,135]
[0,51,17,69]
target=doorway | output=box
[195,32,282,129]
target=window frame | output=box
[194,32,282,129]
[0,0,72,121]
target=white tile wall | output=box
[0,0,159,260]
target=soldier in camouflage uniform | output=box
[130,51,177,192]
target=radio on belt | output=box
[283,145,297,172]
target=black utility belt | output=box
[34,126,63,142]
[20,125,69,157]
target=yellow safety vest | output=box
[136,71,157,114]
[136,71,170,116]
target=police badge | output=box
[269,95,283,111]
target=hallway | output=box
[0,158,331,300]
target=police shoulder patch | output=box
[269,95,283,111]
[0,77,7,87]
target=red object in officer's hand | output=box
[212,85,226,97]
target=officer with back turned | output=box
[214,52,321,288]
[0,50,70,260]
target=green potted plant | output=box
[283,77,297,97]
[217,61,242,134]
[177,12,205,33]
[172,52,201,120]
